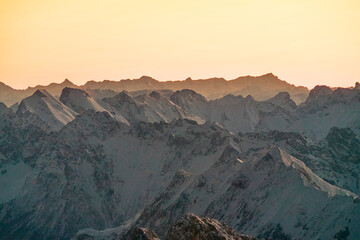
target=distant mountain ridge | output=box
[7,82,360,140]
[0,73,309,106]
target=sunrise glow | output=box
[1,0,359,89]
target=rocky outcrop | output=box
[165,214,255,240]
[121,227,159,240]
[326,127,360,163]
[74,214,255,240]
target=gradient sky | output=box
[1,0,359,89]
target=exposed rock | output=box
[121,227,159,240]
[165,213,255,240]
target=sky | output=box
[0,0,359,89]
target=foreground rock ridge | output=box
[0,81,359,239]
[165,213,255,240]
[75,213,255,240]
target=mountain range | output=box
[0,75,360,239]
[0,73,309,107]
[12,81,360,140]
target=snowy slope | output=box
[292,86,360,139]
[169,89,209,123]
[1,84,360,239]
[134,91,184,122]
[135,145,360,239]
[60,87,108,114]
[59,87,129,125]
[11,83,360,140]
[103,91,151,123]
[1,110,360,239]
[103,91,183,124]
[17,89,77,130]
[207,95,260,133]
[0,115,233,239]
[264,92,297,111]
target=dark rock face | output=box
[165,213,256,240]
[0,102,10,115]
[326,127,360,163]
[333,227,350,240]
[33,89,48,98]
[355,82,360,90]
[266,92,297,110]
[121,227,159,240]
[261,224,291,240]
[149,91,161,101]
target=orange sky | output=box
[0,0,359,89]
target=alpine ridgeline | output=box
[0,76,360,239]
[0,73,308,106]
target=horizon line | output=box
[1,72,359,91]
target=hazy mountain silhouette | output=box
[0,73,309,106]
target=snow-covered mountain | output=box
[134,144,359,239]
[17,89,77,130]
[1,81,360,239]
[1,107,360,239]
[9,84,359,140]
[60,87,109,114]
[169,89,209,123]
[103,90,183,124]
[0,79,77,107]
[277,85,360,140]
[4,77,359,139]
[59,87,129,125]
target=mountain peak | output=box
[139,75,156,82]
[170,89,207,103]
[62,78,73,85]
[59,87,107,114]
[0,81,14,90]
[112,91,136,104]
[310,85,333,96]
[266,91,296,110]
[245,95,255,101]
[18,89,76,129]
[261,72,278,79]
[60,87,90,100]
[149,91,161,100]
[0,102,9,115]
[355,82,360,89]
[305,85,333,105]
[272,91,290,100]
[33,89,49,98]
